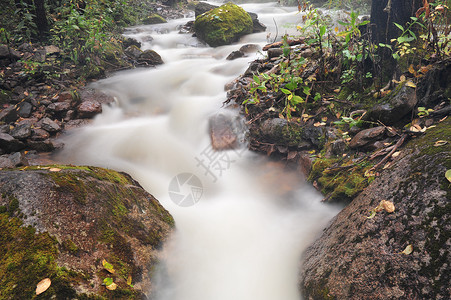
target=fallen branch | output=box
[262,38,305,51]
[370,134,408,171]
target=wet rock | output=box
[46,102,71,117]
[0,155,14,168]
[26,140,56,152]
[79,87,114,105]
[17,101,33,118]
[10,123,32,140]
[365,83,417,125]
[143,13,167,24]
[0,105,18,123]
[267,48,284,59]
[209,113,239,150]
[40,117,61,133]
[123,37,141,49]
[259,118,312,148]
[31,128,50,141]
[194,2,217,17]
[0,166,174,298]
[349,126,386,149]
[248,11,267,33]
[77,100,102,119]
[300,119,451,300]
[138,49,164,65]
[0,125,9,133]
[226,50,245,60]
[239,44,260,54]
[8,151,27,166]
[0,44,21,60]
[0,132,24,152]
[194,3,253,47]
[125,45,143,59]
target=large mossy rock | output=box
[0,165,174,299]
[193,2,253,47]
[300,119,451,299]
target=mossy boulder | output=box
[142,13,167,25]
[300,119,451,299]
[0,165,174,299]
[193,2,253,47]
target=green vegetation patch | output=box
[0,214,78,298]
[194,2,253,47]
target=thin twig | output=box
[370,134,408,171]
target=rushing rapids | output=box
[58,2,340,299]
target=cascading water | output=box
[57,2,340,299]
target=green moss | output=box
[48,172,88,204]
[142,13,167,25]
[308,157,372,203]
[194,2,253,47]
[0,214,79,298]
[62,239,79,255]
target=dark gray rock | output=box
[31,128,50,141]
[123,37,142,49]
[0,105,18,123]
[365,84,417,125]
[267,48,284,59]
[8,151,27,166]
[10,123,32,140]
[40,117,61,133]
[138,49,164,65]
[125,45,143,59]
[239,44,260,54]
[0,132,24,152]
[226,50,245,60]
[300,119,450,300]
[0,155,14,168]
[0,44,21,59]
[248,11,267,33]
[17,101,33,118]
[194,2,218,17]
[259,118,312,148]
[349,126,386,149]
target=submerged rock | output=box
[0,166,174,299]
[194,2,253,47]
[300,119,451,299]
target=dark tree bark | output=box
[33,0,49,37]
[370,0,422,44]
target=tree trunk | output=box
[33,0,49,37]
[370,0,422,45]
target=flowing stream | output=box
[58,2,341,299]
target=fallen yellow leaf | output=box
[405,80,416,88]
[401,244,413,255]
[106,282,117,290]
[49,168,61,172]
[36,278,51,295]
[434,140,448,147]
[102,259,115,274]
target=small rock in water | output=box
[209,113,239,150]
[226,50,245,61]
[77,100,102,119]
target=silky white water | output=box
[58,2,340,299]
